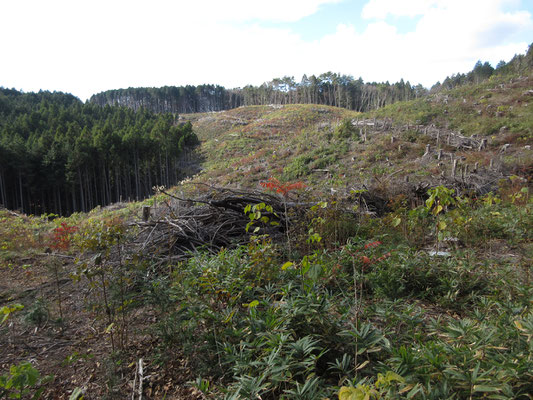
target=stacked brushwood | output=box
[131,187,296,266]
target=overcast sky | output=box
[1,0,531,101]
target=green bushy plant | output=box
[0,362,52,399]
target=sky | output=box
[1,0,532,101]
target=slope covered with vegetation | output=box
[184,71,531,198]
[1,47,532,399]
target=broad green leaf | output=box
[514,320,524,331]
[245,222,253,232]
[376,371,404,386]
[425,194,435,209]
[391,217,401,227]
[281,261,294,270]
[0,304,24,324]
[339,386,365,400]
[355,360,370,371]
[473,385,501,392]
[223,310,235,324]
[105,323,114,334]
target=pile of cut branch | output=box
[131,187,296,265]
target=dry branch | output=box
[129,187,297,264]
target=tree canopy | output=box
[90,74,427,114]
[0,89,197,215]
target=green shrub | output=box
[283,155,313,179]
[334,118,359,139]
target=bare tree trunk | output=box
[165,150,170,188]
[18,170,24,213]
[78,168,85,212]
[134,151,140,200]
[0,170,6,206]
[57,187,63,216]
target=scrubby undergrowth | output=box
[1,175,531,399]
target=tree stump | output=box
[452,159,458,178]
[142,205,151,221]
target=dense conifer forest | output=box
[0,89,197,215]
[90,74,426,114]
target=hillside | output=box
[1,67,532,398]
[182,73,532,198]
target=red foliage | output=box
[364,241,382,249]
[260,177,306,197]
[376,252,392,262]
[345,241,391,268]
[50,222,78,251]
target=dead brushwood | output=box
[130,187,300,266]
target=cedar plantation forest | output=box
[0,90,197,215]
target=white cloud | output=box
[362,0,436,19]
[0,0,342,99]
[341,0,532,85]
[0,0,530,100]
[189,0,343,22]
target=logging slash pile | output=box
[131,187,294,265]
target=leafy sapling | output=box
[425,186,456,251]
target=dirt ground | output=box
[0,256,202,399]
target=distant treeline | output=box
[433,43,533,91]
[91,44,533,116]
[0,88,197,215]
[90,73,428,114]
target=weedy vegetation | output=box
[68,177,533,397]
[1,173,531,398]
